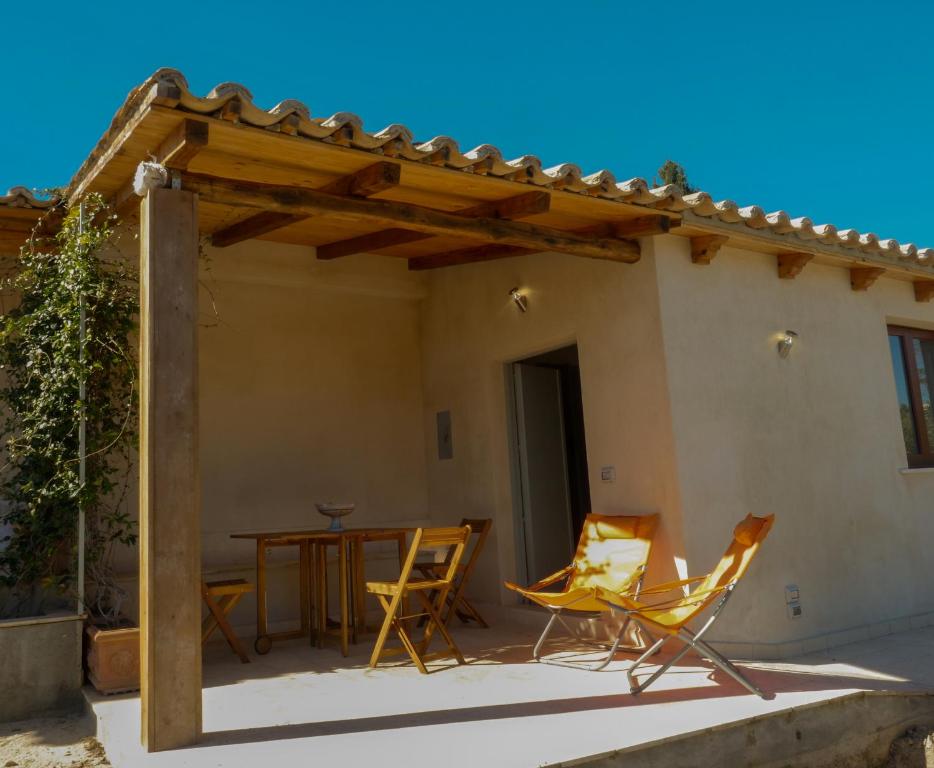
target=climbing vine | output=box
[0,194,138,620]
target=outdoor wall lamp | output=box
[777,330,798,359]
[509,287,528,313]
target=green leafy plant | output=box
[656,160,696,194]
[0,194,138,621]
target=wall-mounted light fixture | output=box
[777,330,798,359]
[509,287,528,313]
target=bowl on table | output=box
[315,503,355,531]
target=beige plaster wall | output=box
[650,234,934,652]
[115,241,432,632]
[417,247,687,605]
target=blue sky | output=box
[2,1,932,244]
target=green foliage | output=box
[0,194,138,619]
[657,160,696,194]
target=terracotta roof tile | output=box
[0,187,57,209]
[68,68,933,268]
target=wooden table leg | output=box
[316,542,327,649]
[255,539,271,654]
[339,536,349,657]
[353,537,366,638]
[299,542,310,639]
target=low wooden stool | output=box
[202,579,254,664]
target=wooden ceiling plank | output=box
[210,161,401,248]
[316,190,551,260]
[180,172,638,262]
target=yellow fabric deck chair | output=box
[504,513,658,671]
[599,514,775,699]
[367,525,471,674]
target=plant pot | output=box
[85,623,140,694]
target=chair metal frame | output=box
[506,513,659,671]
[598,513,775,699]
[367,525,471,674]
[620,584,767,698]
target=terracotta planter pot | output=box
[85,623,140,694]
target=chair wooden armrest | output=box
[527,565,574,592]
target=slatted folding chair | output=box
[598,514,775,698]
[367,525,471,674]
[201,578,254,664]
[414,517,492,628]
[504,513,658,671]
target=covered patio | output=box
[87,618,934,767]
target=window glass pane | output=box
[912,337,934,451]
[889,335,919,454]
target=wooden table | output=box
[231,528,409,657]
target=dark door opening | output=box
[511,344,591,585]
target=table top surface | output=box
[230,527,413,541]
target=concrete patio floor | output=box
[86,609,934,767]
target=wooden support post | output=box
[139,187,202,751]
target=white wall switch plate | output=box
[600,466,616,483]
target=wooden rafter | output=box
[914,281,934,303]
[850,267,885,292]
[316,190,551,260]
[179,173,641,263]
[407,215,670,271]
[211,161,400,248]
[777,252,813,279]
[690,235,729,264]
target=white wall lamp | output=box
[509,287,528,313]
[777,330,798,359]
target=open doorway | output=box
[508,344,591,586]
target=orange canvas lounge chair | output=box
[598,514,774,699]
[504,513,658,671]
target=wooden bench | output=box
[201,579,254,664]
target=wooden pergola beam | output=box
[408,215,670,271]
[315,190,551,260]
[211,161,400,248]
[180,174,640,263]
[850,267,886,291]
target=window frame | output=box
[888,324,934,468]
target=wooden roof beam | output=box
[178,174,639,262]
[315,190,551,260]
[408,217,669,271]
[777,252,813,279]
[850,267,886,291]
[690,235,729,264]
[211,161,400,248]
[914,281,934,303]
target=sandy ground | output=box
[0,715,109,768]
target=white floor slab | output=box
[87,615,934,768]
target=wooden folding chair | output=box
[202,579,254,664]
[366,526,471,674]
[414,518,492,627]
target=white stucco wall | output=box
[650,235,934,653]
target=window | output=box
[888,325,934,467]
